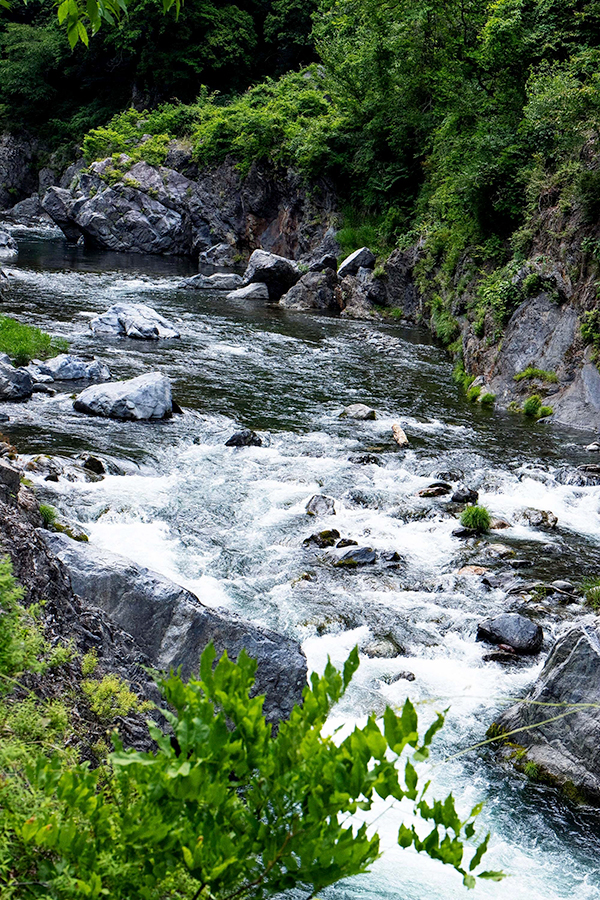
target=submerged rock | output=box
[0,230,17,259]
[518,507,558,529]
[337,246,376,278]
[340,403,376,420]
[477,612,543,654]
[334,546,376,566]
[495,623,600,802]
[451,484,479,504]
[225,429,262,447]
[73,372,172,420]
[42,532,307,723]
[0,354,32,400]
[303,529,340,548]
[306,494,336,516]
[226,282,270,301]
[90,303,180,340]
[183,272,244,291]
[243,249,300,301]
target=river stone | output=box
[73,372,172,420]
[340,403,376,420]
[495,623,600,801]
[279,270,342,312]
[418,482,451,498]
[303,529,340,548]
[451,484,479,504]
[183,272,243,291]
[309,254,338,273]
[41,532,307,723]
[518,507,558,529]
[334,546,377,566]
[225,429,262,447]
[0,231,17,259]
[243,250,300,301]
[306,494,335,516]
[392,423,409,447]
[477,613,543,654]
[33,354,110,382]
[89,303,180,340]
[337,247,376,278]
[0,354,32,400]
[227,282,270,301]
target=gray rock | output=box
[183,272,243,291]
[89,303,180,340]
[334,546,377,566]
[0,134,37,210]
[303,529,341,548]
[243,249,300,301]
[225,429,262,447]
[41,187,83,243]
[226,282,270,301]
[0,230,17,259]
[73,372,172,420]
[477,613,543,654]
[0,459,21,494]
[337,247,376,278]
[306,494,335,516]
[33,354,110,382]
[279,270,342,312]
[552,580,574,593]
[340,403,376,420]
[4,195,50,224]
[197,243,237,267]
[42,531,307,723]
[0,355,32,400]
[451,484,479,504]
[496,624,600,801]
[519,507,558,529]
[309,254,338,272]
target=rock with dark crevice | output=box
[476,612,543,654]
[225,429,262,447]
[306,494,335,517]
[451,484,479,504]
[334,546,376,567]
[303,529,340,548]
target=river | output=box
[3,223,600,899]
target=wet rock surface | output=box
[43,532,307,722]
[477,612,543,654]
[306,494,336,516]
[90,303,180,340]
[0,230,17,258]
[279,269,342,312]
[0,354,32,401]
[225,429,262,447]
[243,249,300,301]
[73,372,172,420]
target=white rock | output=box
[226,283,270,301]
[340,403,376,420]
[184,272,244,291]
[32,354,110,382]
[586,442,600,452]
[73,372,172,420]
[90,303,180,340]
[337,247,375,279]
[0,231,17,260]
[392,423,409,447]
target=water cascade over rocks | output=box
[5,230,600,898]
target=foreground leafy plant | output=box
[460,505,491,534]
[15,645,502,897]
[0,316,68,367]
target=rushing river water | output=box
[4,223,600,898]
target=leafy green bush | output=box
[39,503,57,527]
[514,367,557,383]
[81,673,148,721]
[480,392,496,406]
[523,395,552,418]
[466,384,481,402]
[0,316,68,367]
[460,505,491,533]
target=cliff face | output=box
[385,202,600,432]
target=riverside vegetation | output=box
[0,556,502,898]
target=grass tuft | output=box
[460,504,491,533]
[0,316,68,367]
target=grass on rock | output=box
[460,504,491,533]
[0,316,68,367]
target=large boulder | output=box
[42,532,307,722]
[337,247,376,279]
[495,624,600,802]
[30,354,110,382]
[0,231,17,259]
[0,354,32,400]
[243,249,300,301]
[477,612,543,654]
[227,283,270,301]
[41,187,83,243]
[340,270,386,318]
[279,269,342,312]
[73,372,172,420]
[183,272,244,291]
[0,134,37,210]
[89,303,180,340]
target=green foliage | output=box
[6,644,501,897]
[522,394,554,418]
[514,367,558,383]
[81,673,149,721]
[81,649,98,676]
[581,309,600,365]
[460,505,491,534]
[0,316,68,367]
[39,504,58,528]
[480,392,496,407]
[582,576,600,610]
[453,360,475,392]
[466,385,481,403]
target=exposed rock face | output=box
[496,624,600,802]
[243,249,300,301]
[340,403,376,420]
[183,272,243,291]
[337,247,376,278]
[225,429,262,447]
[0,134,37,209]
[29,354,110,382]
[0,354,33,400]
[42,156,337,261]
[339,271,386,318]
[89,303,180,340]
[43,532,307,723]
[279,269,342,312]
[0,231,18,259]
[477,613,543,654]
[306,494,336,516]
[73,373,172,420]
